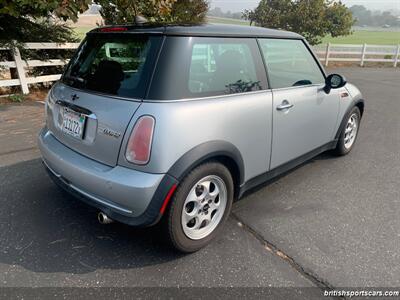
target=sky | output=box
[210,0,400,13]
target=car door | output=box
[258,38,340,169]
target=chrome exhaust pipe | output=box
[98,212,113,225]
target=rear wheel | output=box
[334,106,361,156]
[166,162,234,253]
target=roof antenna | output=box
[134,15,148,25]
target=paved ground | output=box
[0,102,43,167]
[0,68,399,295]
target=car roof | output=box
[90,23,303,39]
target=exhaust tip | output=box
[98,212,113,225]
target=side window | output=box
[259,39,325,89]
[188,39,263,95]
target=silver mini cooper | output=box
[39,24,364,252]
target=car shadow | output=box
[0,160,184,275]
[238,151,338,198]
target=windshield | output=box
[62,34,162,99]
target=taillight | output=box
[125,116,155,165]
[100,27,128,32]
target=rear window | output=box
[62,34,162,99]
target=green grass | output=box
[207,16,250,26]
[73,26,95,40]
[322,30,400,45]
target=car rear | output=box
[38,27,177,225]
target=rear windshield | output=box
[62,34,162,99]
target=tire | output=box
[334,106,361,156]
[166,162,234,253]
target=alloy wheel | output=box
[344,113,359,150]
[181,175,227,240]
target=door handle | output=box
[276,100,294,111]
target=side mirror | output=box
[324,74,347,94]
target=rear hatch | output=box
[46,32,162,166]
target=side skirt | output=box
[238,141,337,198]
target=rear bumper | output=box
[38,127,178,226]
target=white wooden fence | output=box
[0,42,79,94]
[314,43,400,67]
[0,42,399,95]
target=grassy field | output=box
[73,17,400,45]
[207,16,250,26]
[322,30,400,45]
[73,26,94,40]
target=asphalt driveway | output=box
[234,67,400,287]
[0,68,399,295]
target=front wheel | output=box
[166,162,234,253]
[334,106,361,156]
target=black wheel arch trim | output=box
[335,99,365,140]
[146,141,245,226]
[167,140,245,185]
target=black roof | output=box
[90,23,303,39]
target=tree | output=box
[243,0,355,45]
[0,0,91,93]
[325,1,354,38]
[95,0,209,25]
[0,0,91,44]
[95,0,174,25]
[349,5,371,26]
[170,0,209,23]
[350,5,399,27]
[243,0,292,28]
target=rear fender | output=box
[167,140,245,185]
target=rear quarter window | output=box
[147,36,267,100]
[62,34,162,99]
[189,41,260,94]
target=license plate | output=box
[61,108,86,139]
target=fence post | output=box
[394,44,400,68]
[360,43,367,67]
[324,43,330,67]
[12,46,29,94]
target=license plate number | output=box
[62,108,86,139]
